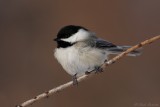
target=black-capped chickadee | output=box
[54,25,140,85]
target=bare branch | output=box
[16,35,160,107]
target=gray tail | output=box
[107,46,142,56]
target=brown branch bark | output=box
[16,35,160,107]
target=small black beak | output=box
[53,38,58,41]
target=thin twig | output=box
[16,35,160,107]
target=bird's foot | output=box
[85,71,91,75]
[94,66,103,74]
[72,74,78,86]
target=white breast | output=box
[54,46,108,77]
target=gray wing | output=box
[87,38,141,56]
[95,39,117,49]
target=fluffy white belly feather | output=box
[54,46,108,77]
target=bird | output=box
[54,25,141,85]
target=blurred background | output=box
[0,0,160,107]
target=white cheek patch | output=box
[61,29,90,43]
